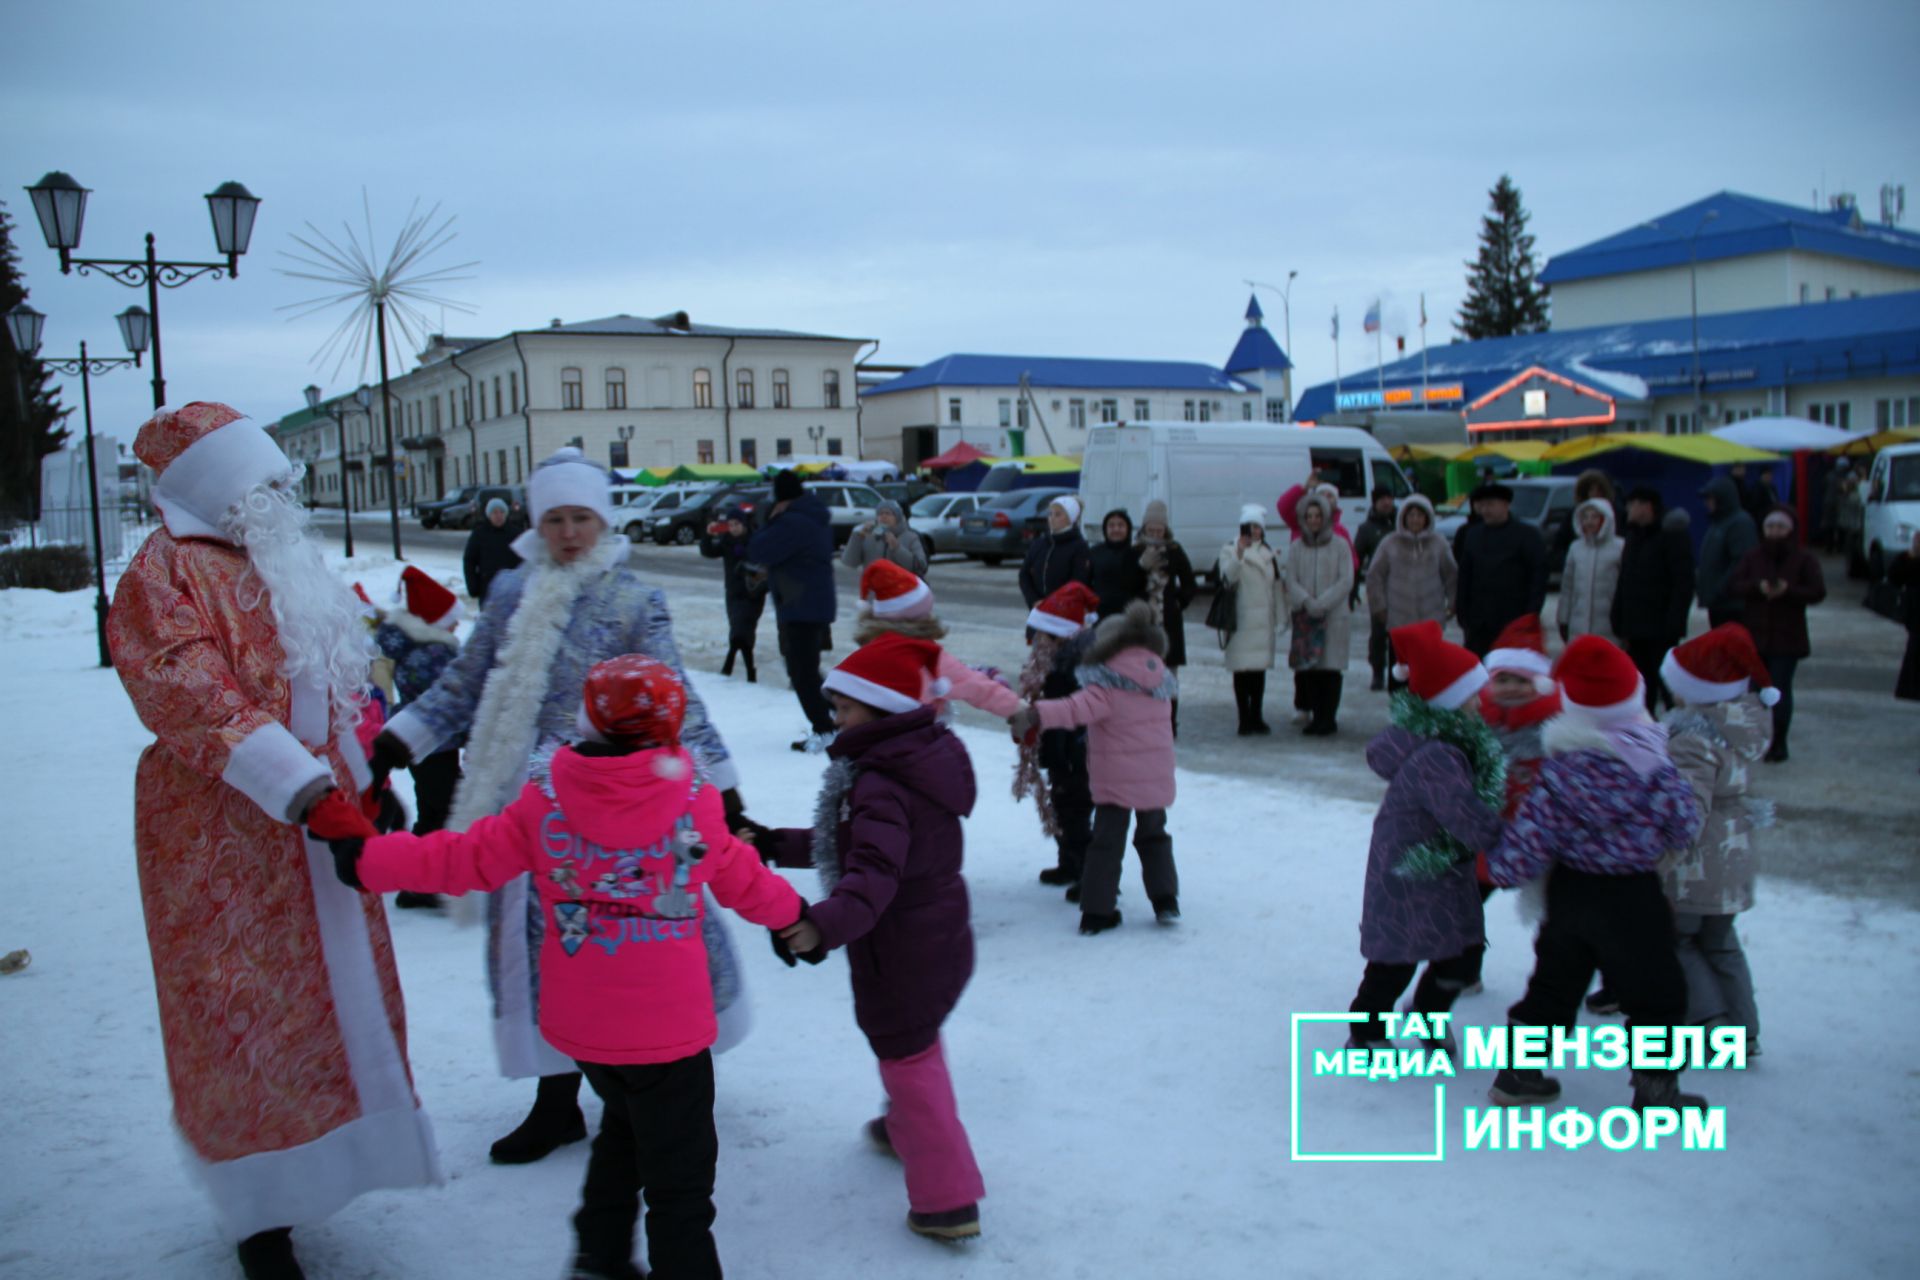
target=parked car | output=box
[635,484,729,545]
[873,479,939,509]
[440,485,525,530]
[908,491,990,556]
[806,482,887,546]
[416,484,480,529]
[954,486,1079,565]
[1434,476,1580,577]
[1861,442,1920,581]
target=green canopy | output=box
[664,463,762,483]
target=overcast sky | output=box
[6,0,1917,449]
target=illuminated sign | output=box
[1523,390,1548,417]
[1334,384,1465,411]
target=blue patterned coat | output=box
[1359,727,1505,963]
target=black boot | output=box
[721,645,737,677]
[236,1228,304,1280]
[744,648,757,683]
[490,1071,588,1165]
[394,891,443,910]
[1078,910,1122,936]
[1631,1069,1708,1111]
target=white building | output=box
[275,313,870,508]
[1542,190,1920,330]
[860,353,1261,468]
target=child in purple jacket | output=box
[1485,635,1706,1112]
[1011,600,1179,936]
[759,632,986,1242]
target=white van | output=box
[1076,422,1413,572]
[1861,441,1920,580]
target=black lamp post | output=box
[24,172,260,410]
[7,303,143,668]
[303,384,355,558]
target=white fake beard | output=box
[225,478,371,733]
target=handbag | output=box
[1205,582,1238,645]
[1289,608,1327,669]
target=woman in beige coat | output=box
[1557,498,1622,643]
[1286,490,1353,735]
[1217,503,1284,735]
[1364,495,1456,690]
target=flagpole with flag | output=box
[1420,292,1430,407]
[1365,297,1384,408]
[1332,307,1341,405]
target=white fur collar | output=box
[508,527,633,567]
[381,608,460,646]
[1540,715,1620,759]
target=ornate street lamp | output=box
[23,171,260,409]
[7,303,143,667]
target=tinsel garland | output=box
[1389,689,1509,880]
[1010,633,1062,838]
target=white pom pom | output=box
[1534,675,1557,695]
[653,754,689,779]
[1758,687,1782,707]
[1391,664,1410,682]
[928,677,952,698]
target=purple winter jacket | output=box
[1359,726,1505,964]
[1486,721,1702,887]
[766,705,976,1059]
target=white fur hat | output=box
[1238,503,1266,527]
[528,447,613,525]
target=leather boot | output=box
[489,1071,587,1164]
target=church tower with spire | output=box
[1224,294,1293,421]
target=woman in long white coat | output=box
[1558,497,1623,643]
[1217,503,1285,735]
[1285,490,1354,736]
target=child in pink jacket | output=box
[1011,599,1179,935]
[309,655,805,1280]
[854,560,1023,719]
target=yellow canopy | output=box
[993,453,1082,473]
[1456,440,1555,463]
[1827,428,1920,456]
[1391,443,1467,462]
[1541,433,1780,465]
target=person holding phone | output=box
[1217,505,1284,735]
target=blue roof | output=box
[1541,191,1920,285]
[1245,293,1264,322]
[1224,324,1291,374]
[861,353,1256,397]
[1293,290,1920,421]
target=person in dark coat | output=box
[1729,505,1827,762]
[1136,500,1197,734]
[1087,507,1146,619]
[761,637,985,1240]
[749,470,839,750]
[1453,483,1548,656]
[1697,475,1759,628]
[699,504,768,682]
[1019,495,1093,608]
[1353,488,1400,691]
[1890,531,1920,701]
[1611,487,1697,713]
[462,498,524,603]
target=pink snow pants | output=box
[876,1039,985,1213]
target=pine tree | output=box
[0,200,71,524]
[1456,175,1551,340]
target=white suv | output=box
[1862,442,1920,581]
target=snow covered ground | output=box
[3,553,1918,1279]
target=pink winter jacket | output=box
[1033,646,1176,810]
[356,745,803,1065]
[934,649,1023,719]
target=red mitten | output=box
[309,789,380,842]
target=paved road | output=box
[323,508,1920,912]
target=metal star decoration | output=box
[277,192,478,379]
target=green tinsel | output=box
[1387,689,1508,881]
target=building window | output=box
[1134,398,1150,420]
[609,440,630,468]
[1198,401,1212,422]
[949,398,962,424]
[772,369,791,409]
[775,437,793,457]
[1266,398,1285,422]
[1806,401,1851,429]
[1183,400,1197,421]
[693,368,713,408]
[1875,398,1919,428]
[605,368,627,409]
[513,446,523,481]
[1069,398,1086,429]
[739,438,757,467]
[998,399,1012,427]
[492,376,502,419]
[561,367,584,410]
[736,368,755,409]
[431,397,442,431]
[1663,412,1702,435]
[823,369,841,408]
[697,439,715,464]
[1017,398,1029,429]
[1824,286,1836,302]
[1241,403,1254,420]
[1798,283,1810,304]
[827,438,844,456]
[483,452,491,482]
[509,371,520,413]
[1099,399,1118,423]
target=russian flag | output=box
[1363,299,1381,334]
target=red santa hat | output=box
[824,632,943,714]
[580,654,687,748]
[1661,624,1781,707]
[1026,581,1101,639]
[135,402,294,537]
[399,566,463,628]
[1388,620,1487,709]
[859,560,934,619]
[1553,634,1645,726]
[1484,614,1557,693]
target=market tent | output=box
[1391,443,1465,501]
[946,454,1083,493]
[1711,418,1874,453]
[664,463,762,484]
[1458,440,1555,463]
[1541,433,1784,550]
[1827,427,1920,456]
[920,441,992,471]
[1449,440,1554,494]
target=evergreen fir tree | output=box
[0,200,71,523]
[1456,175,1551,339]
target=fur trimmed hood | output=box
[377,606,460,647]
[1541,714,1671,779]
[1087,599,1167,663]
